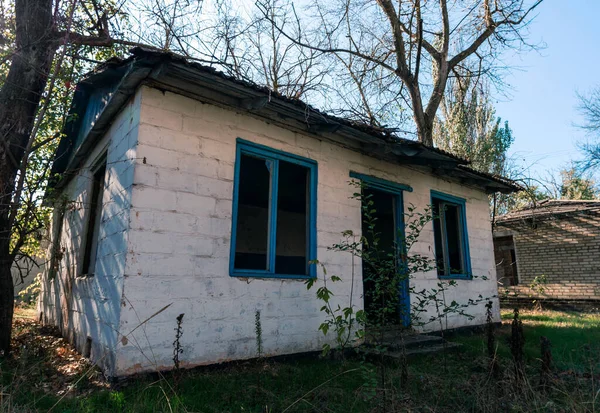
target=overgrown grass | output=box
[456,309,600,372]
[2,307,599,412]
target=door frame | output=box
[349,172,413,327]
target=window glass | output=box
[432,195,468,277]
[432,201,446,275]
[82,159,106,276]
[231,141,317,278]
[444,204,463,274]
[234,154,272,271]
[275,160,309,275]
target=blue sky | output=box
[494,1,600,180]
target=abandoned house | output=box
[38,48,519,377]
[494,199,600,311]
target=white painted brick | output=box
[125,252,196,277]
[182,116,227,140]
[131,186,177,211]
[178,154,220,178]
[40,90,141,378]
[156,169,197,193]
[196,177,233,200]
[171,235,214,256]
[216,161,234,181]
[93,86,500,375]
[214,199,233,219]
[141,87,196,117]
[139,105,183,131]
[136,144,179,170]
[176,192,216,215]
[133,164,158,187]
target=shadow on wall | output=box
[40,169,131,376]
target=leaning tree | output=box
[0,0,226,356]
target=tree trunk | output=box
[0,0,55,356]
[416,114,434,147]
[406,79,435,147]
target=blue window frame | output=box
[230,139,318,279]
[430,190,472,280]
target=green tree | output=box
[434,76,514,176]
[558,168,599,200]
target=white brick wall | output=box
[114,86,500,376]
[38,92,141,377]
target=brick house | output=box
[38,48,518,377]
[494,199,600,310]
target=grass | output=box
[456,309,600,372]
[2,307,600,412]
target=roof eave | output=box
[47,49,521,198]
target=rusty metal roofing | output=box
[496,199,600,223]
[48,47,521,195]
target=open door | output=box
[358,179,410,328]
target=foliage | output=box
[255,310,263,358]
[510,308,526,383]
[4,307,600,412]
[172,313,184,371]
[434,76,514,176]
[527,274,548,310]
[558,168,599,200]
[17,273,42,304]
[306,257,365,357]
[494,183,549,217]
[307,180,489,357]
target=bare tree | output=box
[206,0,330,101]
[246,0,329,100]
[258,0,543,146]
[576,87,600,171]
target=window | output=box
[493,235,518,286]
[431,191,471,279]
[81,156,107,276]
[230,139,317,278]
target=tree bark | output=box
[0,0,55,356]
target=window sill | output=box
[76,273,95,279]
[438,274,472,280]
[230,271,315,280]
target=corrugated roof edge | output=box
[496,199,600,223]
[129,47,472,163]
[46,47,522,198]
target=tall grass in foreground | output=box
[2,307,599,412]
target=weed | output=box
[255,310,263,359]
[172,313,184,371]
[510,308,525,386]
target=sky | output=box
[494,1,600,181]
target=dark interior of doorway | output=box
[361,187,402,326]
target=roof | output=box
[48,47,521,195]
[496,199,600,224]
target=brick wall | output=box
[37,92,140,377]
[495,211,600,301]
[113,86,501,376]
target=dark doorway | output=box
[493,235,519,286]
[361,187,406,326]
